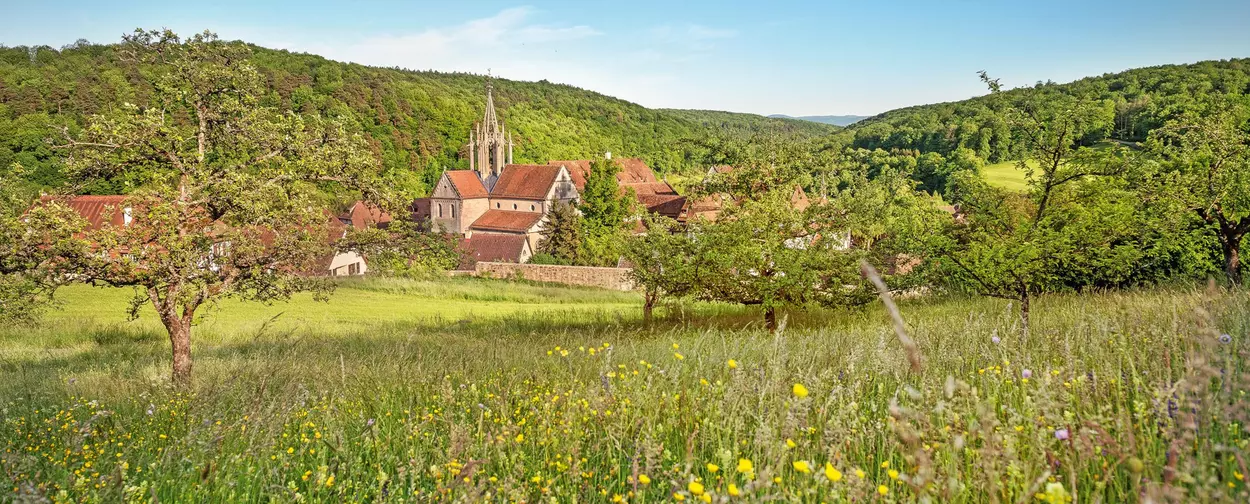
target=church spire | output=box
[482,81,498,130]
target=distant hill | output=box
[768,114,869,126]
[0,40,838,196]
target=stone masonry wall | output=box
[472,262,634,291]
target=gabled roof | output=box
[551,158,659,192]
[445,170,489,199]
[638,194,687,219]
[39,195,130,230]
[468,209,544,233]
[491,164,562,200]
[626,181,679,196]
[338,201,392,229]
[459,233,530,264]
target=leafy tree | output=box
[622,214,701,323]
[578,158,635,266]
[42,30,386,383]
[1144,103,1250,282]
[538,201,582,264]
[930,75,1132,334]
[0,168,89,324]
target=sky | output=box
[4,0,1250,116]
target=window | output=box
[348,262,361,275]
[451,205,456,218]
[497,202,501,208]
[513,203,518,210]
[123,207,133,226]
[530,204,535,211]
[437,204,443,217]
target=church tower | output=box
[466,82,513,191]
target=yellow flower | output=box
[878,485,889,496]
[689,481,705,495]
[699,493,712,503]
[707,463,719,473]
[824,463,842,482]
[880,461,890,469]
[673,343,680,349]
[792,383,809,398]
[325,475,335,487]
[674,352,685,360]
[793,461,811,473]
[638,474,651,485]
[612,494,624,503]
[854,468,866,479]
[674,493,685,501]
[786,438,796,449]
[515,433,524,443]
[888,469,899,480]
[737,458,754,473]
[728,359,738,369]
[728,483,741,496]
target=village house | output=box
[414,84,687,265]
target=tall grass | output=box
[0,279,1246,502]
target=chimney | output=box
[604,151,612,160]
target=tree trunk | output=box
[643,292,656,326]
[166,316,193,384]
[764,307,778,334]
[1221,235,1242,285]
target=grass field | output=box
[981,160,1033,191]
[2,277,1248,502]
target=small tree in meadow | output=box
[33,30,394,383]
[622,214,701,323]
[538,201,583,264]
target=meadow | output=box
[1,277,1247,503]
[980,161,1032,191]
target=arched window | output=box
[530,204,535,211]
[437,204,443,218]
[496,202,501,208]
[513,203,518,210]
[451,205,456,218]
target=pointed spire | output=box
[482,80,498,130]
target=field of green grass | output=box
[2,277,1247,502]
[980,160,1033,191]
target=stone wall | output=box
[471,262,635,291]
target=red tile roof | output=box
[338,201,392,229]
[491,164,562,200]
[551,158,658,192]
[626,181,679,196]
[40,195,130,230]
[638,194,687,219]
[459,233,529,264]
[445,170,489,198]
[468,209,544,233]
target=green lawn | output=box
[980,159,1033,190]
[2,279,1247,502]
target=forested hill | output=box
[0,41,835,195]
[836,58,1250,164]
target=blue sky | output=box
[4,0,1249,116]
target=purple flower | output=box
[366,418,376,427]
[1022,369,1033,379]
[1054,428,1070,441]
[991,336,1001,344]
[1219,334,1232,344]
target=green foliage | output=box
[0,40,835,197]
[0,169,89,324]
[537,201,583,264]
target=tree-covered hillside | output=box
[0,39,835,196]
[837,58,1250,165]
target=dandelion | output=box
[786,438,796,449]
[878,485,889,496]
[638,474,651,485]
[855,468,866,479]
[824,463,842,482]
[793,460,811,473]
[1043,482,1071,503]
[674,352,685,360]
[325,474,335,487]
[515,433,524,443]
[1054,428,1070,441]
[888,469,899,480]
[699,493,712,502]
[707,463,719,473]
[792,383,809,398]
[727,359,738,369]
[612,494,624,503]
[737,458,753,474]
[880,461,890,469]
[689,481,705,495]
[728,483,740,496]
[674,493,685,501]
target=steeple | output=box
[465,79,513,191]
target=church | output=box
[417,83,686,264]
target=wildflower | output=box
[1235,470,1244,481]
[737,458,754,474]
[855,468,866,479]
[1043,482,1071,503]
[786,438,797,449]
[325,475,335,487]
[674,493,686,501]
[878,485,889,496]
[880,461,890,469]
[1220,334,1232,344]
[992,336,1001,344]
[1022,369,1033,379]
[792,383,809,398]
[824,463,842,482]
[727,359,738,369]
[699,493,712,502]
[888,469,899,480]
[638,474,651,485]
[515,433,524,443]
[689,481,705,495]
[728,483,741,496]
[793,461,811,473]
[707,463,719,473]
[1054,428,1070,441]
[612,494,624,503]
[674,352,685,360]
